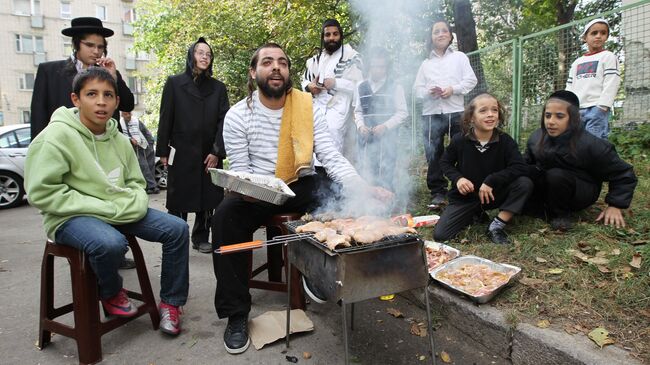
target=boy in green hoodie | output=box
[25,68,189,336]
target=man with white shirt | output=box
[212,43,391,355]
[354,48,408,190]
[119,111,158,194]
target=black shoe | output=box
[473,211,490,224]
[192,242,212,254]
[119,257,136,270]
[302,276,327,304]
[146,187,160,194]
[224,315,250,354]
[427,193,447,209]
[550,216,573,232]
[486,227,511,245]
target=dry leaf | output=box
[538,228,548,234]
[610,248,621,256]
[519,277,545,286]
[588,327,615,348]
[410,323,427,337]
[418,355,426,361]
[537,319,550,328]
[631,240,648,246]
[595,251,607,257]
[597,266,611,274]
[535,257,548,263]
[548,268,564,274]
[574,324,589,333]
[564,324,578,334]
[460,239,469,244]
[595,280,608,288]
[387,308,403,318]
[586,257,609,265]
[572,251,589,262]
[440,351,452,363]
[577,241,591,252]
[630,253,642,269]
[303,352,312,359]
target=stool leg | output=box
[38,251,54,349]
[70,253,103,365]
[127,236,160,330]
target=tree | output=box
[450,0,486,99]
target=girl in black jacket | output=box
[524,90,637,231]
[435,93,533,244]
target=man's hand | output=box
[456,177,474,195]
[596,206,626,228]
[371,186,394,202]
[130,138,137,146]
[160,156,168,167]
[204,154,219,172]
[323,78,336,90]
[478,183,495,205]
[308,82,323,95]
[440,86,454,98]
[372,124,387,137]
[358,125,371,139]
[96,57,117,80]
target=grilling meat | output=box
[314,228,351,250]
[296,221,326,233]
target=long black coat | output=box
[30,59,134,138]
[156,73,229,212]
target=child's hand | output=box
[478,183,495,204]
[456,178,474,195]
[596,206,626,228]
[440,86,454,98]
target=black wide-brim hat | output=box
[61,17,114,38]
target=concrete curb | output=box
[412,286,640,365]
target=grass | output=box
[408,133,650,361]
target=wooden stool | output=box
[38,235,160,365]
[248,213,305,310]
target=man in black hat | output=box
[30,17,134,139]
[301,18,363,172]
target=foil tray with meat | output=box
[424,240,460,273]
[209,168,295,205]
[430,255,521,304]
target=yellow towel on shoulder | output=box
[275,90,314,184]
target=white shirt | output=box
[566,50,620,109]
[413,48,477,115]
[353,78,408,130]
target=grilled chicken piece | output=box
[352,230,385,244]
[296,221,326,233]
[314,228,337,241]
[314,228,351,250]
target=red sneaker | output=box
[159,303,182,335]
[101,288,138,317]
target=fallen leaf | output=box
[440,351,452,363]
[519,277,545,286]
[610,248,620,256]
[588,327,615,348]
[537,319,550,328]
[595,280,608,288]
[460,239,469,244]
[303,352,312,359]
[630,253,642,269]
[418,355,426,361]
[577,241,591,252]
[597,266,611,274]
[535,257,548,263]
[410,323,427,337]
[631,240,648,246]
[387,308,403,318]
[574,324,589,333]
[547,268,564,274]
[538,228,548,234]
[586,257,609,265]
[622,272,634,280]
[564,324,578,334]
[595,251,607,257]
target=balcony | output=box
[125,57,137,70]
[122,23,133,36]
[31,15,44,28]
[33,52,47,66]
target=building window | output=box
[62,38,72,57]
[20,110,32,125]
[13,0,41,16]
[15,34,44,53]
[127,76,141,93]
[19,73,36,90]
[60,2,72,19]
[96,5,107,21]
[122,7,136,23]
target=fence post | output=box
[511,37,523,143]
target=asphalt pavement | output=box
[0,195,507,365]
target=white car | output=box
[0,124,30,209]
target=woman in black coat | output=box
[156,37,230,253]
[524,90,637,231]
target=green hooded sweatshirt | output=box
[25,106,148,240]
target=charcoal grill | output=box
[283,220,436,365]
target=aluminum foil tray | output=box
[209,168,295,205]
[424,240,461,273]
[430,255,521,304]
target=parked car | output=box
[0,124,30,209]
[154,156,167,189]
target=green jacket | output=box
[25,106,148,240]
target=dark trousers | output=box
[525,168,601,219]
[422,113,461,196]
[433,176,533,242]
[169,210,213,244]
[211,176,318,319]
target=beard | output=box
[256,73,287,99]
[324,40,342,54]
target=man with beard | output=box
[302,19,363,194]
[212,43,391,354]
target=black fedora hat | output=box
[61,17,114,38]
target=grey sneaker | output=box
[159,303,181,336]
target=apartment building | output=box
[0,0,149,126]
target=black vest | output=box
[358,80,395,127]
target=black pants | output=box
[433,176,533,242]
[211,176,318,319]
[422,113,461,196]
[525,168,601,219]
[169,210,213,244]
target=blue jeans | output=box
[55,208,190,306]
[580,106,610,139]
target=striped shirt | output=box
[223,90,361,185]
[566,50,620,109]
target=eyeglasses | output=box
[80,40,106,51]
[195,51,212,59]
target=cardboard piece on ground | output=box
[249,309,314,350]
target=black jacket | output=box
[30,59,134,138]
[441,131,528,201]
[525,128,637,209]
[155,73,229,212]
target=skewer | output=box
[214,233,314,255]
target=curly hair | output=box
[460,93,507,136]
